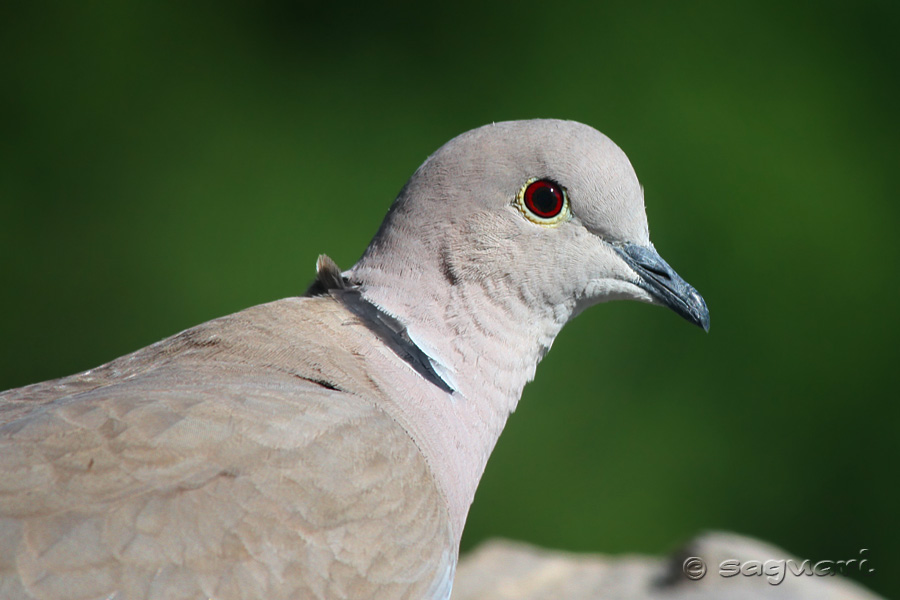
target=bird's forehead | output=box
[437,119,619,174]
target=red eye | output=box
[523,179,564,219]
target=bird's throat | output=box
[348,258,571,537]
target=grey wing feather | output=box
[0,297,454,600]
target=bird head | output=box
[356,119,709,331]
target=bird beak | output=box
[613,243,710,331]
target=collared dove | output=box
[0,119,709,600]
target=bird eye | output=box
[516,178,570,225]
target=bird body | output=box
[0,120,708,599]
[1,296,455,599]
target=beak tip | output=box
[692,292,711,333]
[698,311,711,333]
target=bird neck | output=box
[348,251,571,539]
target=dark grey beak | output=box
[614,243,710,331]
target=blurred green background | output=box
[2,1,897,596]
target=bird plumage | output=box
[2,297,455,599]
[1,119,708,599]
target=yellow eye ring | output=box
[515,178,571,226]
